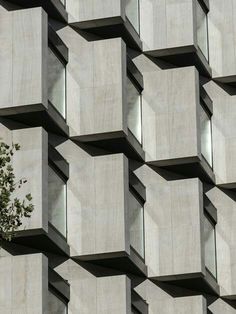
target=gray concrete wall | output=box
[209,298,236,314]
[12,127,48,232]
[0,124,48,232]
[208,0,236,81]
[0,254,48,313]
[206,187,236,297]
[135,279,207,314]
[139,64,200,164]
[0,7,48,113]
[56,258,131,313]
[57,25,127,139]
[56,139,129,257]
[140,0,195,53]
[134,165,204,278]
[66,0,124,24]
[204,80,236,186]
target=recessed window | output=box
[200,103,212,167]
[196,0,209,61]
[128,190,144,259]
[127,76,142,144]
[204,213,217,278]
[48,165,67,238]
[47,290,67,314]
[125,0,140,34]
[48,47,66,118]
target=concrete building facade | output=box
[0,0,235,313]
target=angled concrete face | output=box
[140,0,210,74]
[97,276,131,313]
[134,165,204,279]
[0,7,48,114]
[135,279,207,314]
[209,298,236,314]
[206,187,236,298]
[140,0,195,53]
[66,0,141,48]
[204,81,236,187]
[141,66,200,163]
[208,0,236,82]
[66,0,124,25]
[56,26,127,140]
[6,0,67,22]
[56,140,129,258]
[0,254,48,313]
[13,127,48,232]
[0,123,48,232]
[56,259,131,314]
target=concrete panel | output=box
[93,154,129,255]
[140,0,195,53]
[0,8,12,107]
[56,140,129,257]
[97,276,131,314]
[66,0,123,24]
[134,165,204,278]
[135,279,207,314]
[208,0,236,81]
[0,124,48,232]
[141,66,200,163]
[206,187,236,297]
[56,259,131,314]
[209,298,236,314]
[56,25,127,139]
[0,8,47,112]
[12,127,48,232]
[12,8,48,108]
[204,80,236,186]
[0,254,48,314]
[0,8,47,113]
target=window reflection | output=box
[125,0,140,34]
[128,191,144,258]
[127,77,142,144]
[204,213,217,278]
[196,0,209,60]
[48,165,67,238]
[200,104,212,167]
[48,47,66,118]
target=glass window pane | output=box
[127,77,142,144]
[204,214,217,278]
[48,47,66,118]
[128,191,144,258]
[125,0,140,34]
[196,0,209,60]
[200,104,212,167]
[47,290,67,314]
[48,165,67,237]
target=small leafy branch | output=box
[0,141,34,241]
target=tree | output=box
[0,141,34,241]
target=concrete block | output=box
[206,187,236,297]
[134,165,204,279]
[56,140,129,257]
[0,7,48,113]
[208,0,236,82]
[135,279,207,314]
[56,259,131,314]
[0,254,48,313]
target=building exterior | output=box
[0,0,236,313]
